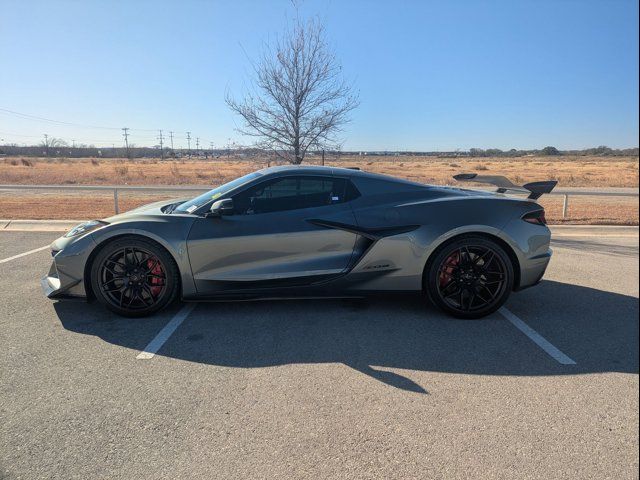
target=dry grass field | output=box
[1,154,638,187]
[1,155,638,223]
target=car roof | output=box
[258,164,363,175]
[256,164,426,187]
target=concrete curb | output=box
[0,219,84,232]
[550,225,639,230]
[550,225,639,237]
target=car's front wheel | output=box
[426,236,514,319]
[91,237,179,317]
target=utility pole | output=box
[158,130,164,160]
[43,134,49,156]
[186,132,191,158]
[195,137,200,155]
[169,131,174,151]
[122,127,130,158]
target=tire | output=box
[90,237,179,317]
[425,236,514,319]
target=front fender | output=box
[89,217,198,298]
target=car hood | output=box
[103,197,189,222]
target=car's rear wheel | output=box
[91,237,179,317]
[426,236,514,319]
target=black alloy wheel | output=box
[91,237,179,317]
[426,236,514,319]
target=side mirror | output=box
[207,198,234,218]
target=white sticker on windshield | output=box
[186,205,198,213]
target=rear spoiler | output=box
[453,173,557,200]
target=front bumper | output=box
[41,234,93,300]
[41,258,86,299]
[41,274,62,298]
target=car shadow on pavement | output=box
[53,280,639,394]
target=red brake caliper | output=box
[439,253,459,287]
[147,258,164,297]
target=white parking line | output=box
[136,303,196,360]
[0,245,50,264]
[499,307,577,365]
[552,234,638,238]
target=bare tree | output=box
[226,17,358,164]
[40,136,68,155]
[40,136,68,149]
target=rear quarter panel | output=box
[346,192,538,291]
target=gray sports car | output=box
[42,165,556,319]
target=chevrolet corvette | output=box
[42,165,556,319]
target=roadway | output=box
[0,226,638,479]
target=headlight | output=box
[64,220,108,238]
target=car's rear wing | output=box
[453,173,557,200]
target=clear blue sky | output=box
[1,0,638,150]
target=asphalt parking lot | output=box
[1,227,638,480]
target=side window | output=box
[233,176,349,215]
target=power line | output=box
[186,131,191,157]
[0,131,198,147]
[0,131,42,138]
[1,107,122,131]
[0,131,148,145]
[0,106,176,133]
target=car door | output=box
[186,175,360,295]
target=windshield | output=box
[174,171,263,213]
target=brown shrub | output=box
[114,165,129,177]
[169,162,182,180]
